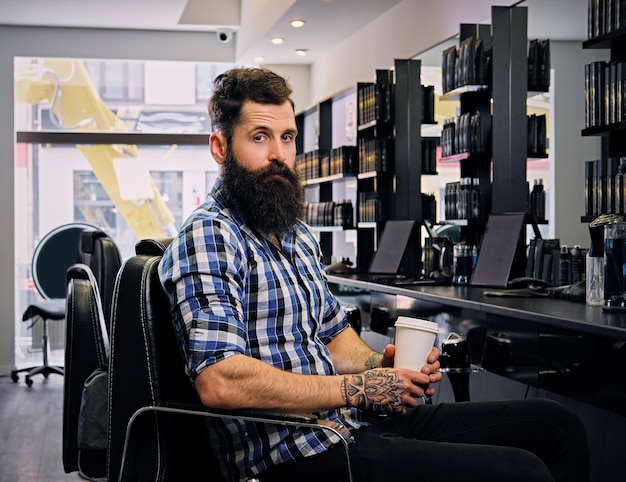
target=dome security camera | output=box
[216,29,233,44]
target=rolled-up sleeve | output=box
[161,215,249,379]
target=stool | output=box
[11,298,66,386]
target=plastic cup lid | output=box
[394,316,439,333]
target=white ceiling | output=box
[0,0,587,66]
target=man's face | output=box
[214,100,304,236]
[229,100,298,173]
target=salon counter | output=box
[326,274,626,341]
[327,274,626,415]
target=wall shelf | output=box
[304,173,357,185]
[440,85,490,101]
[357,222,378,229]
[581,8,626,219]
[310,226,355,232]
[357,171,377,180]
[582,123,626,136]
[583,26,626,50]
[440,152,470,163]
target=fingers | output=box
[421,347,442,379]
[381,344,395,368]
[427,346,440,363]
[383,344,395,357]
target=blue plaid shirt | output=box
[159,180,362,482]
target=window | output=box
[14,56,233,351]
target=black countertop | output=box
[326,274,626,340]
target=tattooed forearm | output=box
[341,370,406,414]
[364,353,383,370]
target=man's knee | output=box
[491,447,555,482]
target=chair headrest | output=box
[135,238,174,257]
[79,229,107,256]
[67,263,93,282]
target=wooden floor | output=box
[0,350,81,482]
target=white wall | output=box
[309,0,506,104]
[263,63,311,115]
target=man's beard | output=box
[221,149,305,237]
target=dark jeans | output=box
[257,399,589,482]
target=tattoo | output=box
[342,370,406,414]
[364,353,383,370]
[340,377,349,405]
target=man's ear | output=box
[209,131,227,165]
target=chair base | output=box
[11,364,64,387]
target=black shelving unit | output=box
[296,88,359,266]
[296,61,430,272]
[438,7,536,248]
[296,5,548,275]
[355,61,429,273]
[439,23,493,246]
[581,8,626,220]
[582,27,626,158]
[355,69,396,269]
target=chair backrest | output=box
[77,228,122,328]
[62,228,120,478]
[107,238,213,481]
[63,263,110,477]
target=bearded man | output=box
[159,67,589,482]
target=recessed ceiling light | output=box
[290,20,306,28]
[254,56,264,63]
[271,37,284,45]
[295,49,308,56]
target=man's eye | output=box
[282,134,294,142]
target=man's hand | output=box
[382,344,442,378]
[341,366,435,415]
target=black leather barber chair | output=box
[63,228,121,480]
[63,264,110,480]
[107,238,353,482]
[12,223,96,386]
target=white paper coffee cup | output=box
[393,317,439,370]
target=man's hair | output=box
[208,67,294,139]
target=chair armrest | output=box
[162,401,318,423]
[121,403,352,482]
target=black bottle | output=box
[470,177,481,220]
[458,178,471,220]
[530,179,546,222]
[615,160,626,214]
[559,245,570,286]
[585,161,594,216]
[606,157,619,214]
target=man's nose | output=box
[269,139,287,164]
